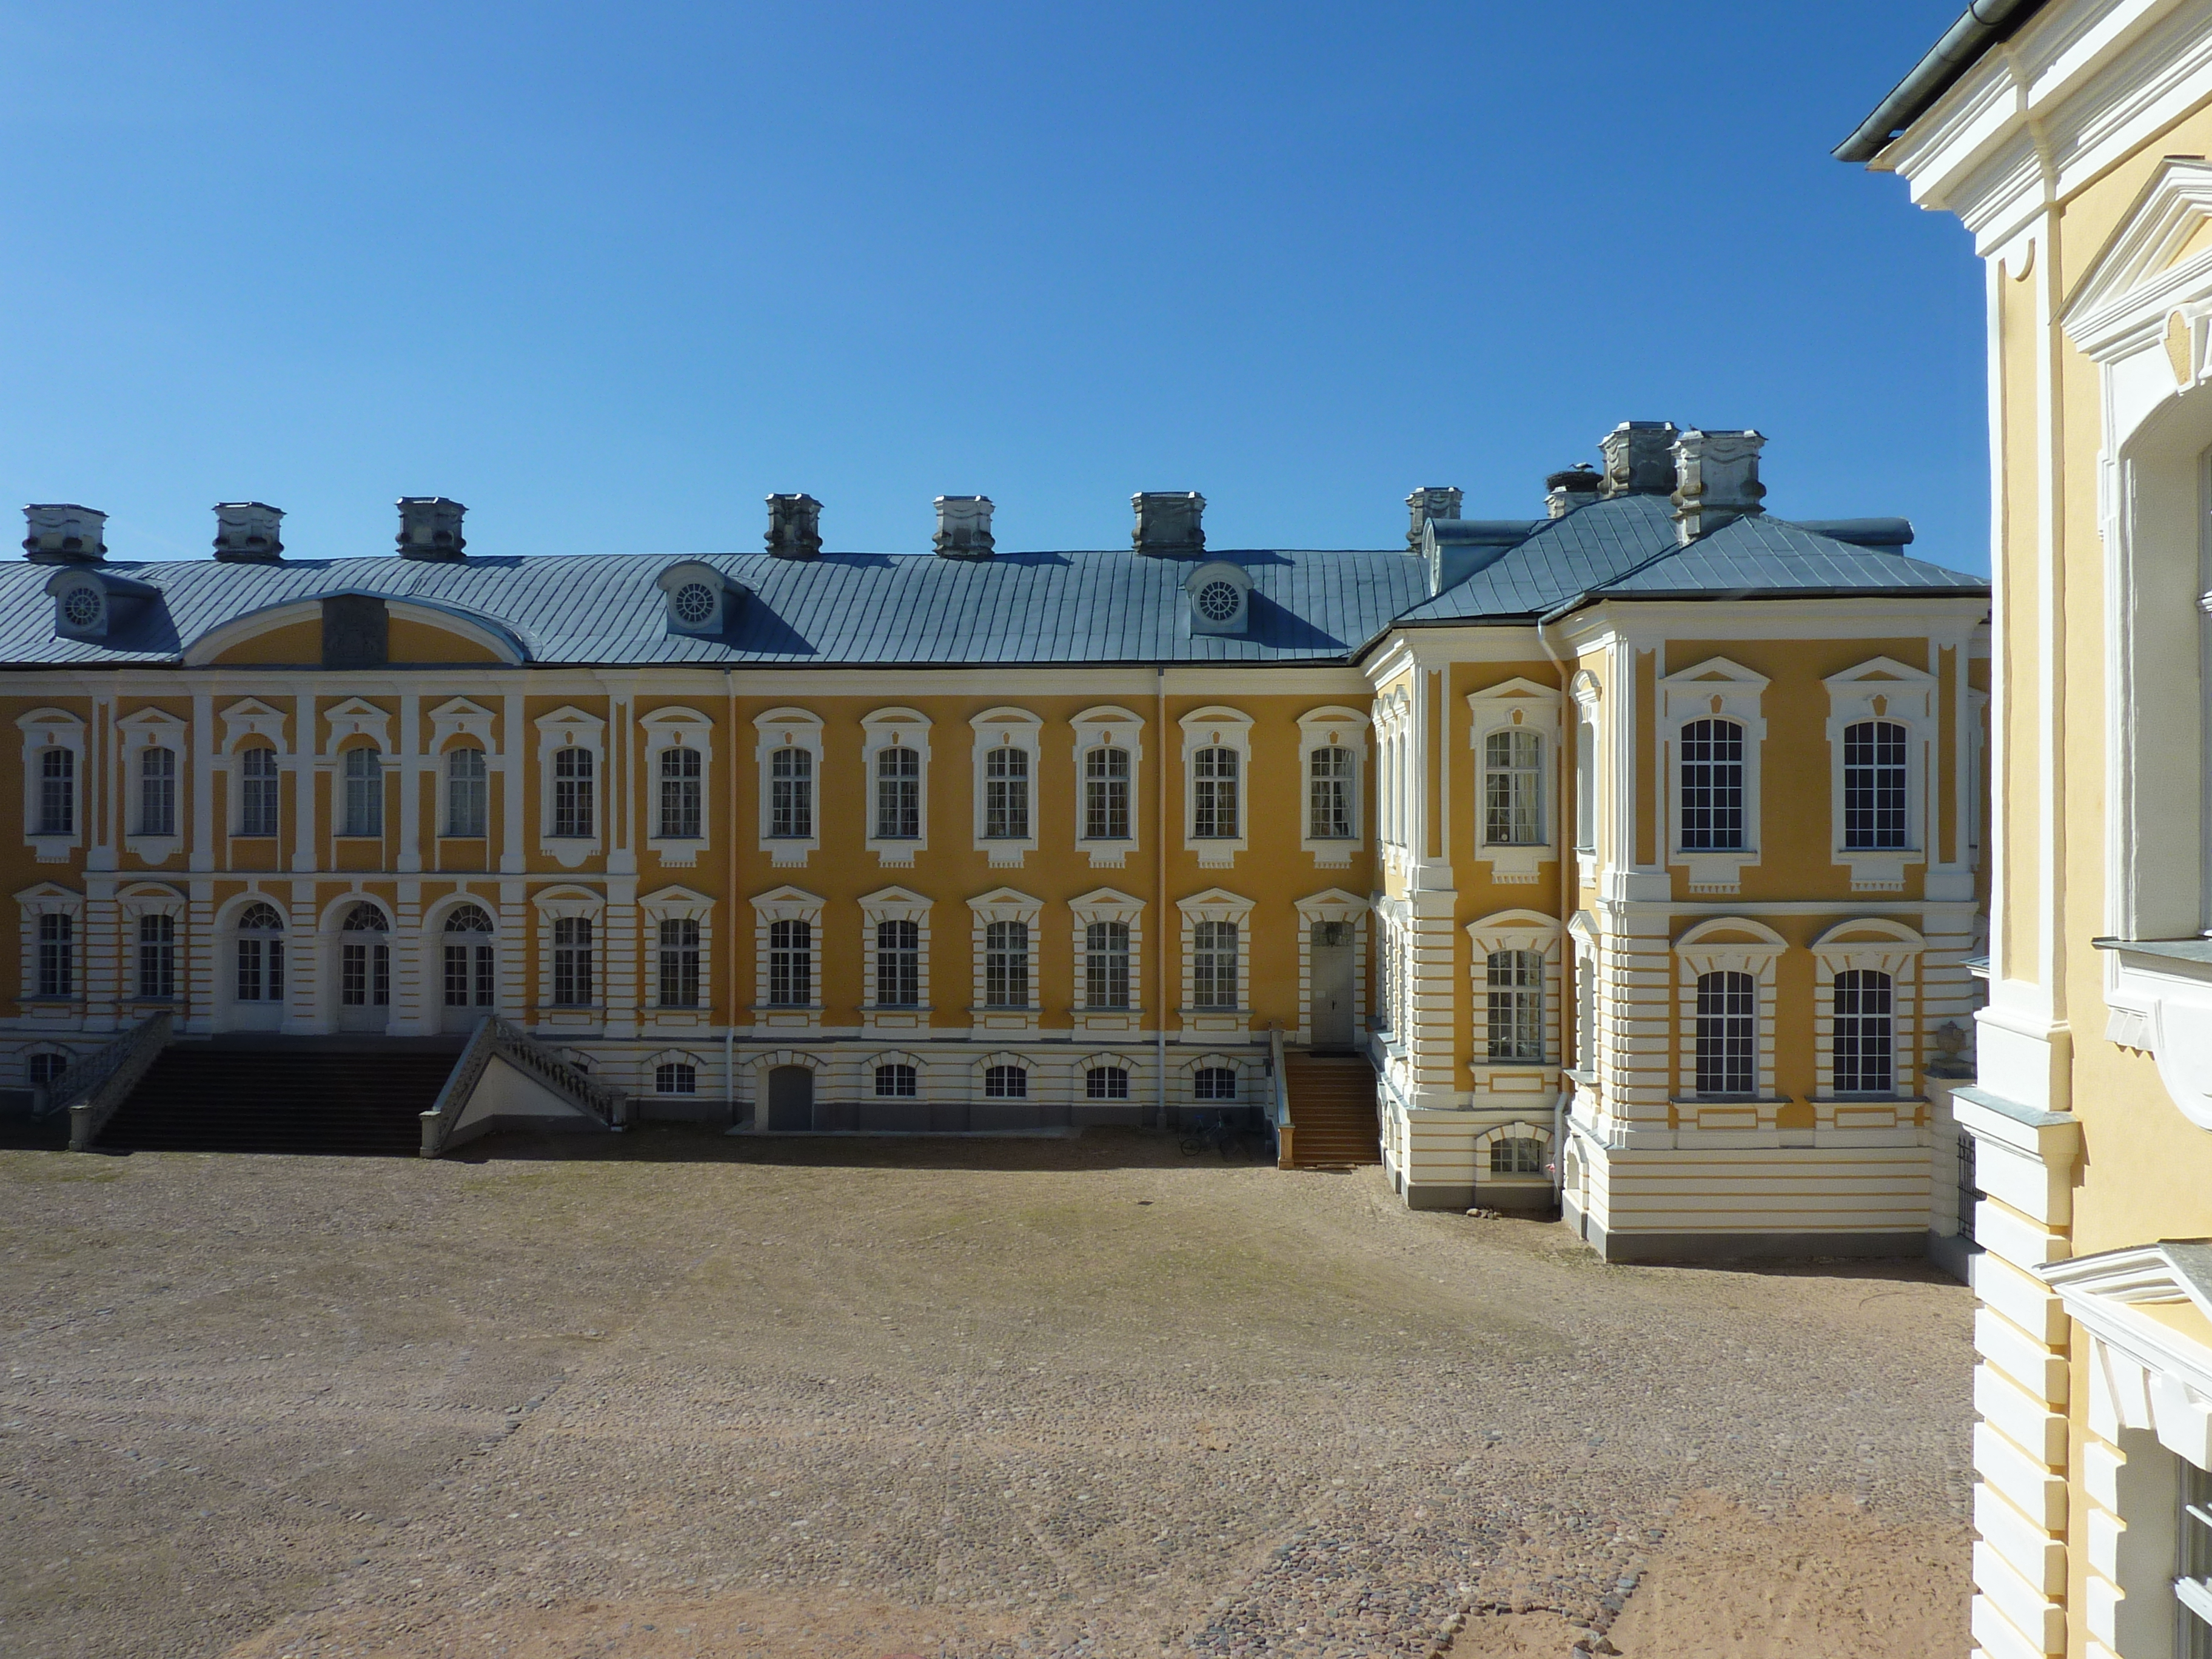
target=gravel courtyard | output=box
[0,1129,1972,1659]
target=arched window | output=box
[1085,1066,1130,1100]
[1309,746,1353,840]
[36,913,73,998]
[659,745,702,839]
[654,1061,697,1096]
[1192,920,1238,1009]
[984,1064,1027,1098]
[1085,746,1130,840]
[552,746,594,838]
[340,903,390,1009]
[875,1063,917,1098]
[137,914,176,1000]
[27,1051,69,1088]
[985,920,1029,1007]
[1483,730,1543,845]
[1084,920,1130,1009]
[984,747,1029,839]
[768,919,811,1005]
[875,919,919,1007]
[1193,748,1239,839]
[1490,1136,1545,1175]
[443,904,495,1010]
[341,747,384,838]
[658,917,701,1007]
[876,746,920,839]
[1833,969,1895,1094]
[1484,950,1544,1060]
[138,746,176,837]
[1694,970,1756,1096]
[234,902,286,1004]
[1842,721,1909,851]
[446,746,488,838]
[239,746,280,837]
[1679,720,1744,851]
[1194,1066,1239,1101]
[38,748,73,836]
[551,916,594,1006]
[769,748,812,838]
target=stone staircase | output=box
[95,1041,463,1157]
[1281,1053,1380,1168]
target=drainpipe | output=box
[1536,611,1575,1207]
[1156,665,1168,1131]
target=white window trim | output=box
[1672,917,1787,1127]
[640,705,717,870]
[1464,908,1562,1093]
[973,1048,1035,1105]
[1179,1049,1255,1110]
[641,883,714,1028]
[865,1047,929,1101]
[531,884,606,1026]
[1070,705,1144,870]
[754,708,823,869]
[18,708,86,862]
[859,884,933,1033]
[428,697,498,843]
[1296,705,1369,870]
[968,886,1043,1035]
[1809,917,1926,1116]
[1177,886,1255,1036]
[643,1046,711,1098]
[1465,679,1559,885]
[218,697,291,845]
[1293,888,1369,1048]
[118,882,189,1011]
[1070,885,1144,1035]
[1076,1048,1144,1111]
[16,881,84,1010]
[1473,1118,1556,1185]
[749,884,825,1033]
[1179,706,1254,870]
[863,707,933,868]
[1374,686,1413,877]
[970,707,1042,868]
[421,890,511,1030]
[534,705,606,871]
[116,707,188,865]
[1822,657,1937,893]
[1570,670,1601,879]
[1660,657,1770,896]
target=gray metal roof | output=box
[1587,513,1990,603]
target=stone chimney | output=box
[1132,492,1205,558]
[396,497,467,559]
[1544,465,1601,519]
[22,504,106,563]
[1405,486,1463,551]
[933,495,995,558]
[1669,429,1766,543]
[766,493,823,559]
[1599,421,1681,497]
[212,502,284,561]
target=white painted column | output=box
[291,694,318,874]
[500,692,527,876]
[397,692,422,874]
[189,691,215,874]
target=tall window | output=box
[138,747,176,836]
[443,904,495,1009]
[985,920,1029,1007]
[655,1062,697,1096]
[876,919,920,1007]
[1309,747,1354,840]
[1832,970,1895,1094]
[341,746,384,837]
[984,747,1029,839]
[876,746,920,839]
[1678,719,1745,851]
[445,746,488,837]
[656,917,702,1007]
[551,916,594,1006]
[1842,720,1908,851]
[1084,920,1130,1008]
[1490,1136,1544,1175]
[36,913,73,998]
[875,1063,917,1098]
[340,903,390,1008]
[233,902,285,1003]
[1192,920,1238,1009]
[552,746,594,838]
[1694,970,1756,1096]
[1574,715,1597,853]
[38,748,74,836]
[1193,748,1239,839]
[768,919,811,1005]
[984,1064,1027,1098]
[1485,950,1544,1061]
[1483,730,1543,845]
[659,745,702,839]
[1085,1066,1130,1099]
[1085,746,1130,840]
[240,746,280,837]
[769,748,812,838]
[137,914,176,1000]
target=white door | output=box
[1310,923,1356,1050]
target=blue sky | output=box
[1,2,1985,569]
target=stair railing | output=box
[1270,1024,1294,1170]
[55,1010,176,1152]
[420,1015,631,1158]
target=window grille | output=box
[1490,1136,1545,1175]
[659,745,702,839]
[984,746,1030,839]
[445,746,488,837]
[551,916,594,1006]
[876,746,920,839]
[139,746,176,837]
[1084,745,1130,839]
[240,746,280,837]
[769,747,812,838]
[27,1052,67,1088]
[767,919,811,1005]
[443,902,495,1007]
[1679,719,1746,851]
[1485,950,1545,1061]
[1309,746,1354,839]
[985,920,1029,1007]
[875,1063,917,1098]
[1842,720,1909,850]
[37,913,73,998]
[552,746,594,838]
[341,746,384,838]
[233,903,284,1003]
[137,914,176,1000]
[1483,729,1543,845]
[655,1062,697,1096]
[2179,1460,2212,1657]
[38,748,73,836]
[1085,1066,1130,1100]
[339,904,390,1009]
[984,1064,1027,1098]
[1832,969,1894,1093]
[658,917,701,1007]
[1194,1066,1238,1101]
[1193,747,1239,839]
[1084,920,1130,1008]
[875,919,920,1006]
[1956,1132,1977,1244]
[1192,920,1238,1010]
[1694,970,1757,1095]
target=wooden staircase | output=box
[1279,1053,1380,1168]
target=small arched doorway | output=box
[227,901,288,1033]
[766,1065,813,1131]
[440,903,497,1033]
[337,902,390,1033]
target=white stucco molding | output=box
[1658,657,1769,895]
[2043,1242,2212,1457]
[1465,677,1560,885]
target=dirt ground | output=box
[0,1127,1973,1658]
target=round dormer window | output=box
[1195,580,1240,623]
[59,586,101,628]
[672,581,717,626]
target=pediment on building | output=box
[2043,1242,2212,1422]
[2063,158,2212,365]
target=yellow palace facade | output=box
[3,429,1986,1260]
